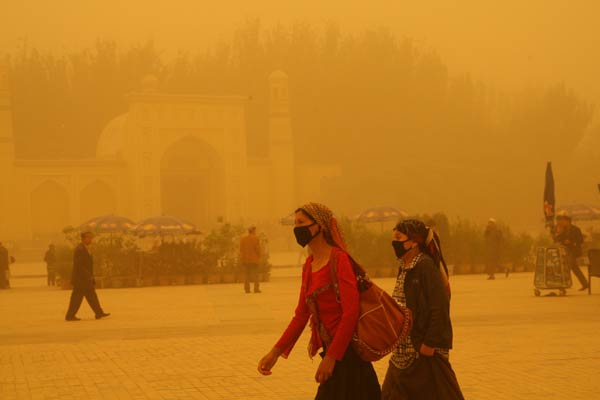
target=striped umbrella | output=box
[556,204,600,221]
[280,213,296,226]
[354,206,408,223]
[354,206,408,232]
[79,214,136,234]
[133,215,200,237]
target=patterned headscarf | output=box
[395,219,451,296]
[394,219,429,245]
[297,202,347,250]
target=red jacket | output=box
[240,234,261,264]
[275,247,359,361]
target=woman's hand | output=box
[315,355,337,383]
[419,344,435,357]
[257,348,281,376]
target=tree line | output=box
[5,20,596,225]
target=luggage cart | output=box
[533,246,572,296]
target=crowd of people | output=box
[2,201,595,399]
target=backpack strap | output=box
[307,249,369,349]
[328,249,372,299]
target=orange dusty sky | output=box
[2,1,599,113]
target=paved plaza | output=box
[1,261,599,400]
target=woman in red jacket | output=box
[257,202,381,399]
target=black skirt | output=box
[381,354,464,400]
[315,347,381,400]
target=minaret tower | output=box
[268,70,296,219]
[0,63,15,238]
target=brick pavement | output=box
[1,265,599,399]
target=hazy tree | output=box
[6,21,594,227]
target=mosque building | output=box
[0,64,339,242]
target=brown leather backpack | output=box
[325,251,412,362]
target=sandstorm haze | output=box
[3,0,600,104]
[1,0,600,239]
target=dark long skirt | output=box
[381,354,464,400]
[315,347,381,400]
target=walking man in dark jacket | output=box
[554,212,589,291]
[0,242,9,289]
[65,232,110,321]
[44,244,57,286]
[484,218,503,280]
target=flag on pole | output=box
[543,162,555,230]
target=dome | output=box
[141,74,159,92]
[269,70,288,82]
[96,113,128,159]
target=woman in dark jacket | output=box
[382,219,464,400]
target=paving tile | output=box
[1,268,599,399]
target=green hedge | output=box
[54,223,272,284]
[340,214,551,273]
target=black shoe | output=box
[65,316,81,321]
[254,290,262,293]
[487,276,495,280]
[578,285,589,292]
[95,313,110,320]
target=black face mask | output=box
[392,240,410,259]
[294,223,320,247]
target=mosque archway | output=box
[160,137,225,228]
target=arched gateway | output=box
[0,70,340,241]
[160,137,225,227]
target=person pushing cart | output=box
[554,211,589,291]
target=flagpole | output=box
[543,161,556,237]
